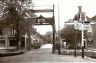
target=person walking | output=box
[55,41,61,54]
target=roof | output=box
[91,15,96,20]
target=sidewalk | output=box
[60,48,96,59]
[0,47,26,57]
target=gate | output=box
[31,5,56,53]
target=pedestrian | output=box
[55,41,61,54]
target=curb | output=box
[0,51,25,57]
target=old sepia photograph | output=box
[0,0,96,63]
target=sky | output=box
[33,0,96,35]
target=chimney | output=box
[78,6,82,13]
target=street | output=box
[0,44,96,63]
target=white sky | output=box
[33,0,96,35]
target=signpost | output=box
[66,20,90,58]
[65,6,92,58]
[80,12,90,58]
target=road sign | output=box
[78,23,83,30]
[74,21,79,29]
[83,22,90,30]
[74,21,84,30]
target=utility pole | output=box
[52,4,56,53]
[57,2,61,54]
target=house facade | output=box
[91,16,96,49]
[0,25,28,49]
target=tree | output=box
[1,3,24,49]
[0,0,28,2]
[45,32,53,43]
[0,0,34,50]
[60,25,81,48]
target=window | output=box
[0,40,5,47]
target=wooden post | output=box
[5,35,8,49]
[25,34,27,49]
[52,5,56,53]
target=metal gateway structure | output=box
[31,5,56,53]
